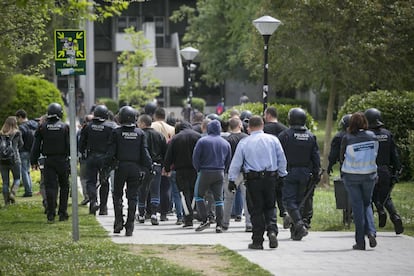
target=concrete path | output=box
[95,196,414,276]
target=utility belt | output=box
[244,170,278,180]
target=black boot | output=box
[89,199,100,215]
[390,213,404,234]
[125,202,137,236]
[113,197,124,233]
[3,192,10,206]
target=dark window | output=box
[94,19,112,50]
[95,63,112,99]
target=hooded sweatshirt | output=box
[192,120,231,172]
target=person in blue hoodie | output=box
[192,119,231,233]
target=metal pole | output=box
[262,35,271,115]
[68,74,79,241]
[188,61,193,109]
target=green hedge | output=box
[221,102,317,131]
[0,74,64,123]
[338,90,414,179]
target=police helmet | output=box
[206,113,221,121]
[288,108,307,127]
[364,108,384,129]
[339,114,351,130]
[119,106,138,126]
[47,103,63,119]
[93,105,109,121]
[240,110,252,123]
[144,102,157,116]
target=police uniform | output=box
[228,116,287,249]
[109,106,152,236]
[278,108,320,240]
[79,115,115,215]
[365,108,403,234]
[31,103,70,223]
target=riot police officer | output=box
[79,105,115,215]
[327,114,352,225]
[278,108,321,240]
[365,108,403,234]
[109,106,152,236]
[31,103,70,223]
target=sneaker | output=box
[368,233,377,248]
[151,215,159,225]
[195,221,210,232]
[248,243,263,250]
[89,202,100,215]
[113,221,123,233]
[352,244,366,250]
[47,214,55,224]
[80,198,90,206]
[136,214,145,223]
[160,214,169,221]
[245,225,253,232]
[23,193,33,197]
[378,211,387,228]
[208,216,216,224]
[59,213,69,221]
[99,206,108,216]
[291,224,308,241]
[175,218,184,225]
[283,214,293,229]
[182,222,193,228]
[125,227,133,236]
[268,232,278,249]
[391,214,404,235]
[216,226,223,233]
[222,225,229,231]
[235,215,242,222]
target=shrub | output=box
[221,102,317,131]
[338,90,414,179]
[183,97,206,113]
[97,98,119,114]
[0,74,64,123]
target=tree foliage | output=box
[0,74,64,123]
[117,27,160,108]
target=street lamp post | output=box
[180,47,199,118]
[253,15,282,114]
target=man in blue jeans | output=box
[16,109,38,197]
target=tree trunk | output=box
[320,82,337,187]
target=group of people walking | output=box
[0,101,404,250]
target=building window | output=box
[94,19,112,50]
[117,16,141,32]
[154,16,165,47]
[95,63,112,99]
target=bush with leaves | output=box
[338,90,414,180]
[0,74,64,123]
[221,102,317,131]
[97,98,119,115]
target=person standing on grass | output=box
[15,109,38,198]
[0,116,23,206]
[228,116,287,250]
[31,103,70,223]
[109,106,152,236]
[340,112,378,250]
[192,119,231,233]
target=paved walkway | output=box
[95,195,414,276]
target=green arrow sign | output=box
[54,29,86,76]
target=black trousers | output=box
[175,168,197,224]
[44,156,69,217]
[245,176,278,244]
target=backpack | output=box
[0,134,15,165]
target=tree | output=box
[117,27,160,108]
[174,0,414,185]
[0,0,129,110]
